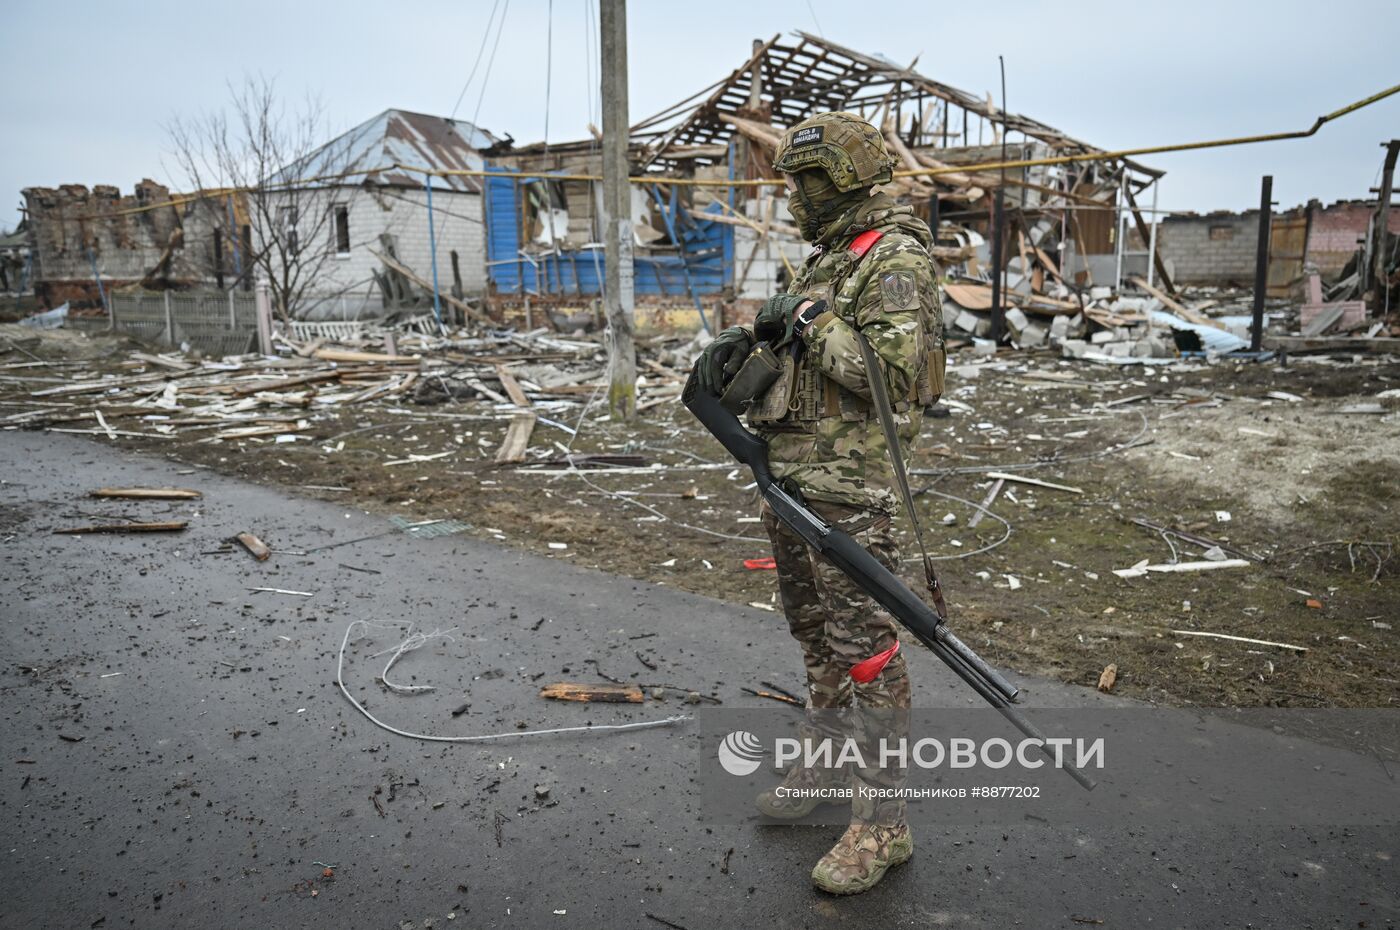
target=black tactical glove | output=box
[695,326,755,395]
[753,294,809,345]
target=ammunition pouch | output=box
[719,343,783,413]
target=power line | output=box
[544,0,554,148]
[449,0,503,121]
[470,0,513,134]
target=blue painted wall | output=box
[484,166,732,298]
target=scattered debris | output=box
[1097,664,1118,693]
[1170,630,1308,653]
[232,531,272,561]
[984,471,1083,495]
[88,487,201,500]
[1114,559,1251,579]
[248,586,315,597]
[53,521,187,535]
[538,682,645,704]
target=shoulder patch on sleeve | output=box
[881,271,917,310]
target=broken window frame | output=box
[332,203,351,256]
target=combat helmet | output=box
[772,111,896,191]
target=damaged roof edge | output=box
[273,108,505,194]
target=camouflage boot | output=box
[754,727,851,819]
[810,791,913,895]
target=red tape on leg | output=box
[849,641,901,684]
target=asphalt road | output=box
[1,431,1394,929]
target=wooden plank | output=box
[89,487,202,500]
[1128,275,1226,331]
[1169,629,1306,653]
[539,682,644,703]
[368,248,490,323]
[983,471,1082,494]
[967,477,1004,528]
[54,521,188,535]
[232,532,272,561]
[1264,335,1400,352]
[130,352,193,372]
[494,411,538,465]
[311,348,419,365]
[494,366,532,407]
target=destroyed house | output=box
[265,108,505,319]
[18,109,505,319]
[20,180,246,310]
[485,31,1163,335]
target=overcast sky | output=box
[5,0,1398,231]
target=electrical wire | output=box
[449,0,504,120]
[543,0,554,149]
[910,408,1151,477]
[897,407,1152,561]
[337,620,690,743]
[913,486,1013,560]
[563,386,765,543]
[370,623,458,693]
[470,0,513,137]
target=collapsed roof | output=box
[629,32,1160,182]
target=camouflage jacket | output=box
[744,192,944,513]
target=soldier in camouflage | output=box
[696,111,946,895]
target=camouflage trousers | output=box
[762,498,912,796]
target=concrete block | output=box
[1018,323,1048,348]
[1060,339,1090,359]
[953,309,982,334]
[1004,307,1029,333]
[972,338,998,356]
[1090,330,1116,345]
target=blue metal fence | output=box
[483,166,732,298]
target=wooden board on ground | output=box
[539,682,644,703]
[494,411,538,465]
[494,366,532,407]
[1129,275,1226,330]
[1264,335,1400,352]
[89,487,202,500]
[233,532,272,561]
[53,521,188,535]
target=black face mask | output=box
[787,170,869,243]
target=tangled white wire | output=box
[336,620,690,743]
[370,624,459,694]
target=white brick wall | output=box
[267,184,485,319]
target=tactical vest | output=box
[748,229,946,428]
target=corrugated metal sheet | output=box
[1150,309,1248,354]
[281,109,501,193]
[484,166,732,297]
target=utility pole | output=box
[1370,140,1398,316]
[1249,175,1274,353]
[600,0,636,420]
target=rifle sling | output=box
[854,331,948,622]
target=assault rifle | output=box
[684,373,1096,791]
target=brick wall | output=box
[1307,201,1400,278]
[265,184,485,319]
[1160,202,1400,286]
[22,180,225,307]
[1157,212,1261,286]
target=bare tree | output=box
[166,75,358,319]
